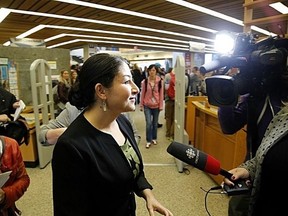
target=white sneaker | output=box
[146,143,151,148]
[152,140,157,145]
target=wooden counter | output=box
[185,96,246,185]
[19,113,47,167]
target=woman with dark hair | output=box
[139,64,164,148]
[52,53,173,216]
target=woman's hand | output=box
[142,189,173,216]
[222,167,250,187]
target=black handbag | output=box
[0,118,30,145]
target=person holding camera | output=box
[218,82,285,215]
[218,64,288,215]
[222,101,288,216]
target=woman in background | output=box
[56,69,71,111]
[131,63,143,104]
[139,64,164,148]
[70,69,78,86]
[52,53,173,216]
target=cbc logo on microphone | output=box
[186,148,196,159]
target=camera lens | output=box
[205,75,238,106]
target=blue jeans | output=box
[143,106,160,143]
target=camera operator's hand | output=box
[222,167,250,187]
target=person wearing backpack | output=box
[164,68,175,140]
[139,64,164,149]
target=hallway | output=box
[16,104,229,216]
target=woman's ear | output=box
[95,83,106,99]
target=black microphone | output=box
[167,141,232,178]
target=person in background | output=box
[0,87,29,145]
[70,64,80,74]
[0,87,20,124]
[142,66,148,80]
[164,67,175,140]
[139,64,164,149]
[131,63,143,104]
[0,135,30,216]
[70,69,78,86]
[189,66,201,95]
[39,102,141,145]
[56,69,71,112]
[52,53,173,216]
[154,63,164,128]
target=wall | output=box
[0,46,70,105]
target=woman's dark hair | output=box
[69,53,128,109]
[147,64,158,71]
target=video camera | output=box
[200,33,288,106]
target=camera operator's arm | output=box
[218,94,249,134]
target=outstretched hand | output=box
[146,196,173,216]
[142,189,173,216]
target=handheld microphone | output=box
[167,141,232,179]
[167,141,251,195]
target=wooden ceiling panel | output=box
[0,0,286,51]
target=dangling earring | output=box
[102,100,107,112]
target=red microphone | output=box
[167,141,232,179]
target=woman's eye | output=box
[124,80,130,84]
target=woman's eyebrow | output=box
[123,74,132,79]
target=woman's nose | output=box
[131,82,139,94]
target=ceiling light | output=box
[44,33,66,42]
[6,8,213,43]
[56,0,216,33]
[45,25,192,44]
[45,33,189,48]
[269,2,288,14]
[0,8,11,23]
[167,0,274,36]
[16,25,45,38]
[167,1,243,26]
[13,24,213,49]
[47,39,190,51]
[3,41,11,46]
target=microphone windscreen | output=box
[205,154,221,175]
[167,142,221,175]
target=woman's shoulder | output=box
[156,76,163,82]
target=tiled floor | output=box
[16,104,229,216]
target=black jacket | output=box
[52,113,152,216]
[0,88,17,119]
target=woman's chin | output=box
[127,103,136,111]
